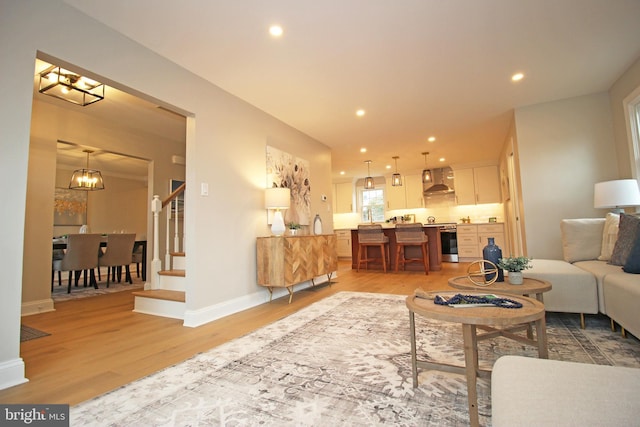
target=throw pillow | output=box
[598,213,620,261]
[560,218,605,263]
[609,213,640,266]
[623,233,640,273]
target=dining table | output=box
[53,236,147,281]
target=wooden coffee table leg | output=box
[535,316,549,359]
[409,310,418,387]
[462,324,480,427]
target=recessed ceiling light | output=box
[356,109,366,117]
[269,25,283,37]
[360,148,367,153]
[511,72,524,82]
[428,136,436,142]
[340,171,345,175]
[386,165,391,169]
[439,157,445,162]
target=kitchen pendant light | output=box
[69,150,105,191]
[364,160,374,189]
[421,152,432,184]
[391,156,402,187]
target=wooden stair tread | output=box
[171,252,185,257]
[132,289,185,302]
[159,269,185,277]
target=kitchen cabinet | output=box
[454,166,501,205]
[335,229,352,258]
[404,174,424,208]
[457,223,505,262]
[385,174,424,210]
[385,179,406,210]
[334,182,354,213]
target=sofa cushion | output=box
[524,259,598,314]
[603,273,640,338]
[560,218,604,263]
[598,212,620,261]
[573,260,623,313]
[623,235,640,273]
[492,355,640,427]
[610,213,640,266]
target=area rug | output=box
[20,325,50,342]
[71,292,640,426]
[51,280,144,302]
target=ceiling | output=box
[62,0,640,181]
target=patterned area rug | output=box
[51,275,144,302]
[20,325,50,342]
[72,292,640,426]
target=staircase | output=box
[133,252,186,319]
[132,183,187,320]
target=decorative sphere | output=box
[467,260,498,286]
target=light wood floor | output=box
[0,260,468,405]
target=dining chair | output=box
[356,224,390,273]
[52,234,102,293]
[131,241,144,278]
[100,234,136,287]
[395,223,429,274]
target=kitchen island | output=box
[350,224,444,272]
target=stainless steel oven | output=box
[439,225,458,262]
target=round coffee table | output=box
[448,275,552,302]
[406,292,548,427]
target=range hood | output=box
[423,167,455,195]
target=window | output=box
[624,86,640,179]
[361,188,385,223]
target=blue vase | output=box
[483,237,504,282]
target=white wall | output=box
[0,0,333,389]
[514,93,618,259]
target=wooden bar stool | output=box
[357,224,390,272]
[395,223,429,274]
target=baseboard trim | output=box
[21,298,55,317]
[182,271,338,328]
[0,358,28,391]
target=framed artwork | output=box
[54,188,87,226]
[266,146,311,225]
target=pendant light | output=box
[69,150,105,191]
[421,152,432,184]
[364,160,374,189]
[391,156,402,186]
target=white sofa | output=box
[524,215,640,337]
[492,355,640,427]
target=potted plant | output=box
[287,222,301,235]
[497,256,532,285]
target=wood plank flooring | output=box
[0,260,468,405]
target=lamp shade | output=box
[265,187,291,209]
[594,179,640,209]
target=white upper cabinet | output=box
[334,182,354,213]
[404,174,424,208]
[454,165,501,205]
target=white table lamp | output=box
[594,179,640,213]
[265,187,290,235]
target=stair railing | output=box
[150,182,185,289]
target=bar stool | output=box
[357,224,390,272]
[395,223,429,274]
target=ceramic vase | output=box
[313,214,323,235]
[508,271,523,285]
[482,237,504,282]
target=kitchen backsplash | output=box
[333,202,504,229]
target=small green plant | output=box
[498,256,532,272]
[287,222,301,230]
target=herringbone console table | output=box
[256,234,338,303]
